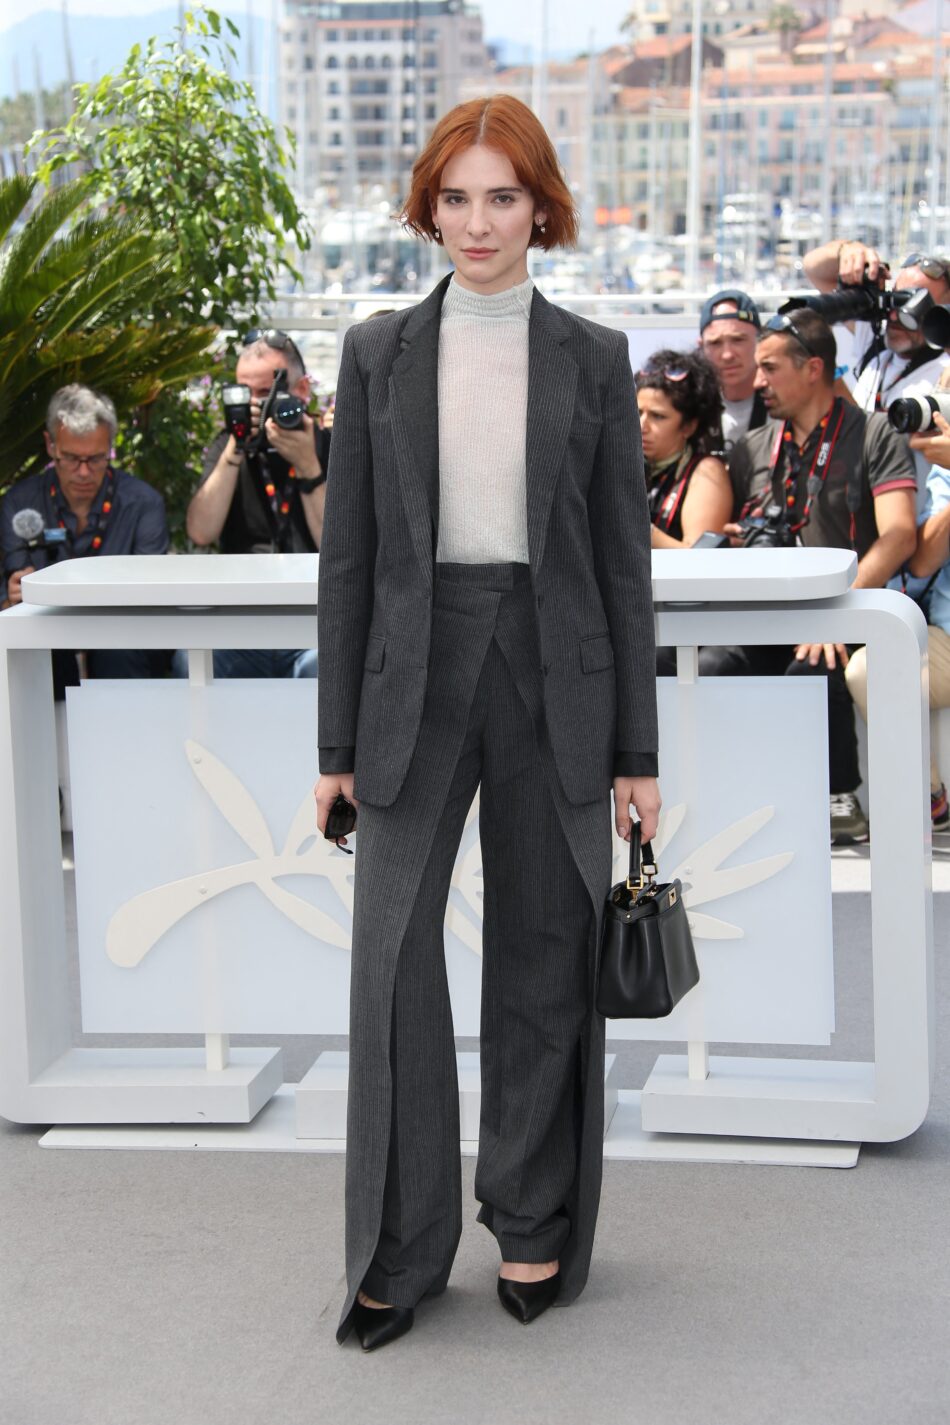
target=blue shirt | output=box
[919,463,950,634]
[0,465,169,602]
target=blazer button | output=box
[542,663,550,676]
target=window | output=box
[326,54,338,68]
[325,28,338,41]
[425,102,436,120]
[364,55,375,69]
[424,77,437,93]
[423,50,438,68]
[328,79,339,93]
[557,107,568,128]
[403,52,415,67]
[381,54,392,68]
[346,55,358,68]
[303,56,314,71]
[403,129,415,145]
[288,105,297,119]
[331,131,342,146]
[328,106,340,120]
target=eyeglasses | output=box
[764,313,818,359]
[637,365,689,382]
[243,327,306,371]
[901,253,950,282]
[53,451,110,473]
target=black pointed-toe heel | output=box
[353,1300,415,1352]
[497,1270,561,1325]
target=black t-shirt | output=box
[727,404,916,559]
[199,427,331,553]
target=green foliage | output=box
[0,173,216,493]
[30,7,310,333]
[767,4,802,33]
[115,379,223,548]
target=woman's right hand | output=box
[314,773,359,840]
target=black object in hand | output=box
[324,793,357,842]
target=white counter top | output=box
[21,554,319,607]
[18,547,856,609]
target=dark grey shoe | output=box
[830,792,869,845]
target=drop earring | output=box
[434,225,440,238]
[536,220,546,233]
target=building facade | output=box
[279,0,491,201]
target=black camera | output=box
[737,503,799,549]
[780,278,933,333]
[888,391,950,434]
[222,372,306,459]
[259,370,305,437]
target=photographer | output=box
[183,329,328,679]
[726,309,918,843]
[0,384,169,696]
[801,242,950,491]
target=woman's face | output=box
[636,387,697,463]
[431,144,546,295]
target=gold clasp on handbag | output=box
[627,858,658,893]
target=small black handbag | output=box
[596,823,700,1019]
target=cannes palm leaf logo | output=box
[106,744,792,967]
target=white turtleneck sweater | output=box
[436,274,533,564]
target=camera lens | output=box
[888,396,934,433]
[273,393,306,429]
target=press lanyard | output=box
[48,467,116,553]
[252,455,301,552]
[648,450,700,535]
[767,398,846,535]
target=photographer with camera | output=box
[183,329,328,679]
[800,242,950,489]
[725,308,918,843]
[0,384,170,696]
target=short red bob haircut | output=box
[400,94,579,252]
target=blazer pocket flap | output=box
[580,633,614,674]
[364,634,386,672]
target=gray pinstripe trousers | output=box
[337,563,612,1340]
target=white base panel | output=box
[641,1054,875,1141]
[41,1086,859,1166]
[30,1046,284,1124]
[603,1091,859,1166]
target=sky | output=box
[0,0,632,54]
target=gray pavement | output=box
[1,855,949,1425]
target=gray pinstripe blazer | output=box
[318,274,658,807]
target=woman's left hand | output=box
[613,776,661,843]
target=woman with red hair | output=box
[316,95,659,1351]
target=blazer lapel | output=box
[389,275,450,588]
[526,288,578,570]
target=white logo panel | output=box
[70,675,832,1042]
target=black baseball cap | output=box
[699,290,762,334]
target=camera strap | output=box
[647,449,701,535]
[248,452,298,552]
[872,344,940,410]
[769,398,846,536]
[47,466,116,554]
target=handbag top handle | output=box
[626,822,658,892]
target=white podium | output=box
[0,551,934,1162]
